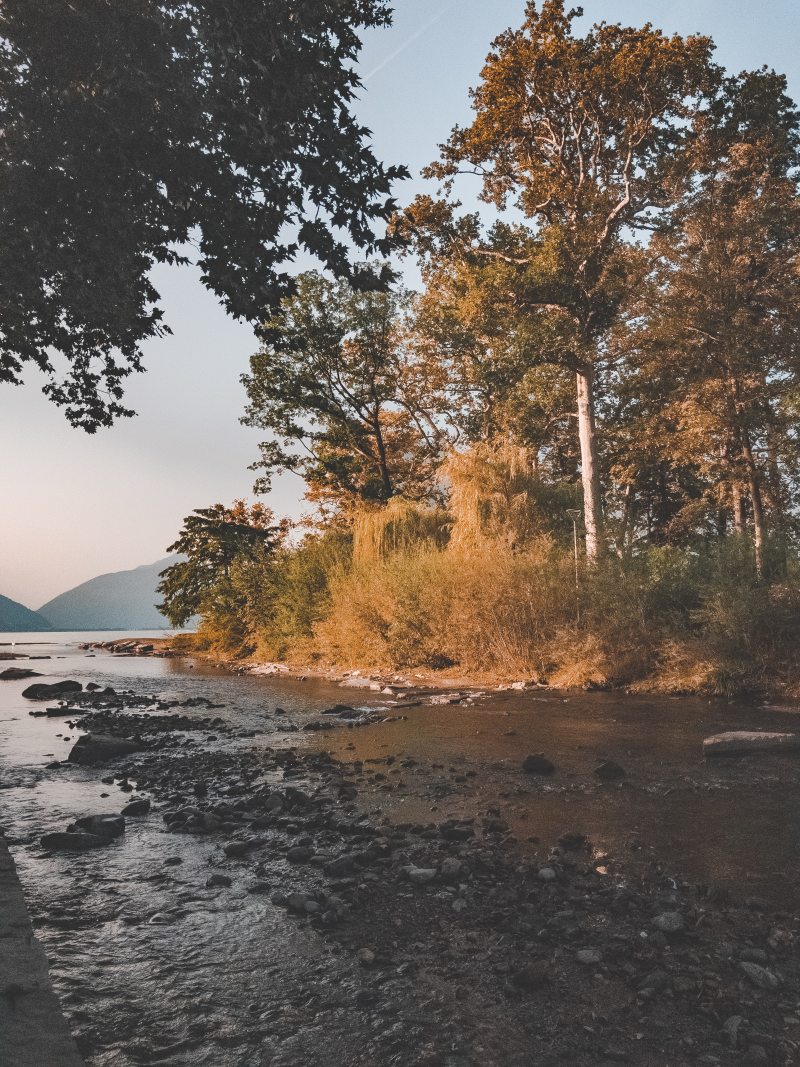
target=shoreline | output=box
[0,835,85,1067]
[81,636,799,706]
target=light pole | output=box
[566,508,581,624]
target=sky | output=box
[2,0,800,608]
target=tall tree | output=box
[616,70,800,575]
[242,272,451,511]
[0,0,405,429]
[409,1,715,560]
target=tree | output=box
[409,1,715,559]
[616,70,800,575]
[157,500,283,626]
[242,272,451,511]
[0,0,406,429]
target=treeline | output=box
[160,3,800,695]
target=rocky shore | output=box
[17,674,800,1066]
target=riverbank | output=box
[0,834,85,1067]
[3,641,800,1064]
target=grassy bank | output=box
[175,527,800,698]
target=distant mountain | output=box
[0,594,53,632]
[37,557,178,631]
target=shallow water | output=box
[1,636,800,1064]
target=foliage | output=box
[242,272,451,509]
[157,501,283,627]
[0,0,405,429]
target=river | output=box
[1,632,799,1065]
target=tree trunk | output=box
[731,482,746,535]
[740,429,766,580]
[576,367,603,562]
[618,482,634,557]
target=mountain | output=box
[0,594,53,632]
[37,557,177,631]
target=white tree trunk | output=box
[576,367,603,563]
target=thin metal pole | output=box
[572,518,580,624]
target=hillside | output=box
[0,594,53,632]
[37,558,177,631]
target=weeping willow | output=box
[442,441,543,549]
[352,497,448,565]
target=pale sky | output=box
[2,0,799,608]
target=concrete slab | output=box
[0,834,85,1067]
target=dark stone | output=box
[121,799,151,816]
[22,680,82,700]
[594,760,626,781]
[0,667,42,680]
[287,845,314,863]
[558,831,590,850]
[511,961,550,989]
[41,831,110,851]
[72,814,125,839]
[206,873,232,888]
[522,754,555,776]
[68,733,142,765]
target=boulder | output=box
[0,667,42,680]
[67,733,142,765]
[22,680,82,700]
[703,731,800,757]
[41,832,111,851]
[521,753,555,775]
[594,760,626,781]
[121,799,151,816]
[71,814,125,839]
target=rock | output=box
[638,969,670,994]
[206,874,232,888]
[287,845,314,863]
[41,832,110,851]
[652,911,685,935]
[403,865,437,885]
[22,680,83,700]
[72,814,125,839]
[703,731,800,757]
[746,1046,768,1065]
[357,947,376,967]
[68,733,142,765]
[511,961,549,989]
[121,799,151,816]
[439,857,463,882]
[522,754,555,775]
[722,1016,743,1049]
[324,854,355,877]
[0,667,42,680]
[538,867,557,882]
[223,837,262,858]
[576,948,602,965]
[739,961,780,989]
[593,760,626,781]
[558,831,589,850]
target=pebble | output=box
[404,865,437,885]
[575,949,601,965]
[739,961,780,989]
[652,911,685,934]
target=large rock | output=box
[67,733,142,765]
[703,731,800,757]
[21,680,82,701]
[40,832,110,852]
[0,667,42,680]
[522,753,555,775]
[71,814,125,839]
